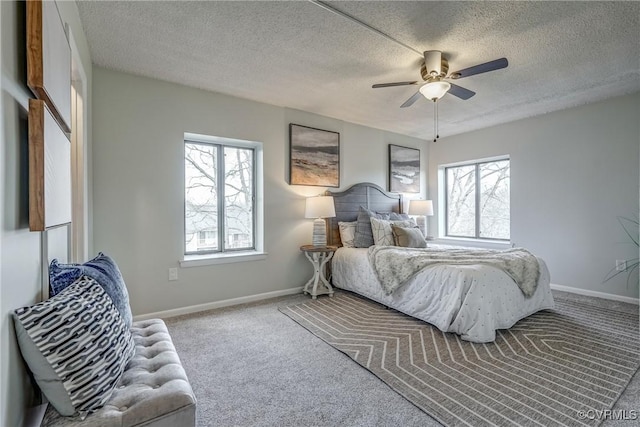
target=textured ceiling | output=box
[76,1,640,139]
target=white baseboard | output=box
[550,283,639,305]
[133,287,304,321]
[133,284,638,321]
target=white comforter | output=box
[331,246,555,343]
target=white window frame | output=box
[438,155,511,244]
[180,132,265,267]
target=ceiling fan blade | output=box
[449,58,508,79]
[372,81,418,88]
[447,83,476,100]
[400,91,422,108]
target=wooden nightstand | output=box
[300,245,337,299]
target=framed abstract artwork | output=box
[389,144,420,193]
[27,0,72,133]
[289,124,340,187]
[28,99,72,231]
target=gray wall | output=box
[0,1,92,425]
[92,67,427,316]
[429,93,640,299]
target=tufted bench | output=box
[41,319,196,427]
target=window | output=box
[444,158,510,240]
[184,136,257,255]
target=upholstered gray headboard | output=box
[325,182,403,247]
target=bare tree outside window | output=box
[224,146,253,249]
[446,164,476,236]
[185,141,254,254]
[446,159,510,240]
[185,143,218,252]
[479,160,510,239]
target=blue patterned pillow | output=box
[13,276,136,417]
[49,253,132,328]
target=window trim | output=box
[442,156,510,242]
[184,140,256,255]
[183,132,263,261]
[180,251,268,268]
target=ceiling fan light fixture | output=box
[419,80,451,101]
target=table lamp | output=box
[305,196,336,247]
[408,199,434,237]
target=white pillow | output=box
[338,221,357,248]
[370,217,416,246]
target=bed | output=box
[325,182,555,343]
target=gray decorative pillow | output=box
[388,212,410,220]
[13,276,136,417]
[370,217,416,246]
[353,206,391,248]
[338,221,357,248]
[392,224,428,248]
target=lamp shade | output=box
[408,199,434,216]
[305,196,336,219]
[419,81,451,100]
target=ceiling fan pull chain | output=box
[433,99,438,142]
[436,100,440,140]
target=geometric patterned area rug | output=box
[280,292,640,427]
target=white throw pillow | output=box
[370,217,416,246]
[338,221,357,248]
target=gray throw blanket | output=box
[368,246,540,297]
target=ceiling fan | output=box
[372,50,508,108]
[308,2,508,140]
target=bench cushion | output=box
[42,319,196,427]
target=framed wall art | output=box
[389,144,420,193]
[28,99,72,231]
[289,124,340,187]
[27,0,72,133]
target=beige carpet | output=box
[280,292,640,427]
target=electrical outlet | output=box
[168,267,178,281]
[615,260,627,272]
